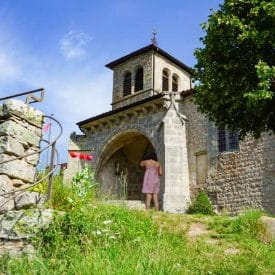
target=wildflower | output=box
[109,235,116,239]
[133,237,141,242]
[67,197,73,203]
[95,230,102,235]
[103,220,112,225]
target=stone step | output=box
[106,200,145,210]
[0,239,35,257]
[260,216,275,240]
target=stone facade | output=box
[112,51,154,109]
[181,97,275,215]
[206,134,275,215]
[65,44,275,214]
[154,53,191,93]
[0,99,44,213]
[65,93,191,212]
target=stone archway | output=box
[96,131,156,200]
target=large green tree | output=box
[194,0,275,138]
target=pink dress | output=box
[142,166,160,194]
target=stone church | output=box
[64,43,275,214]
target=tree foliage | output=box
[194,0,275,138]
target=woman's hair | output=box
[143,152,158,161]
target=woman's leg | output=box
[145,193,152,210]
[153,193,159,211]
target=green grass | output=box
[1,204,274,275]
[1,174,274,274]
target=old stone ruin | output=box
[0,99,55,257]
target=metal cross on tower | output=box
[151,28,158,46]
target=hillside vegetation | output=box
[1,173,274,274]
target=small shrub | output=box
[30,170,49,194]
[51,166,98,211]
[187,191,214,215]
[71,165,97,198]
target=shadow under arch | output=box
[96,130,157,200]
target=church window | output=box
[162,69,169,91]
[218,127,239,153]
[123,72,132,96]
[218,128,227,153]
[135,67,143,92]
[172,74,179,91]
[229,131,239,150]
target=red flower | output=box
[69,151,80,158]
[69,151,93,161]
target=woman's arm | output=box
[140,160,146,167]
[158,164,163,176]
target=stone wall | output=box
[206,134,275,215]
[181,95,275,215]
[180,96,208,198]
[0,99,44,212]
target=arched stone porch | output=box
[96,130,157,201]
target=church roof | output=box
[105,44,193,75]
[181,88,195,97]
[77,93,164,127]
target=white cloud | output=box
[0,24,111,164]
[0,52,21,80]
[59,30,92,60]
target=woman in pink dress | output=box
[140,153,163,211]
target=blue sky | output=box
[0,0,222,164]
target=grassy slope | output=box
[1,203,274,275]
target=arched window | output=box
[123,72,132,96]
[135,67,143,92]
[162,69,169,91]
[172,74,179,91]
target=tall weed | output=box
[50,166,97,211]
[230,210,266,238]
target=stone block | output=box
[260,216,275,240]
[0,175,15,213]
[24,148,40,165]
[2,99,44,128]
[0,209,55,240]
[14,191,46,210]
[0,136,25,156]
[0,154,36,183]
[0,120,41,147]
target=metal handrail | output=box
[0,88,45,107]
[0,114,63,207]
